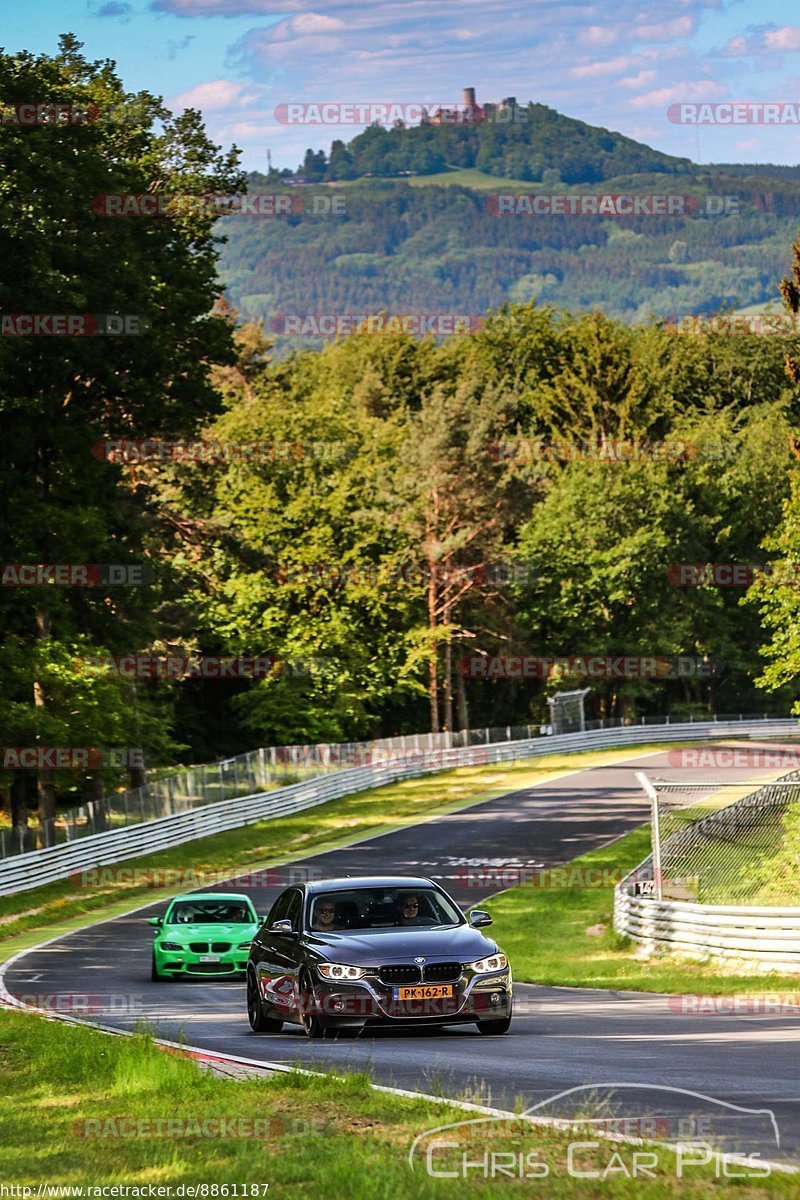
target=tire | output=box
[247,970,284,1033]
[476,1013,512,1035]
[299,971,329,1039]
[151,952,162,982]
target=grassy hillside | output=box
[218,168,800,355]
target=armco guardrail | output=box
[615,763,800,970]
[2,717,797,897]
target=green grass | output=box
[404,166,543,190]
[489,825,800,993]
[0,744,671,960]
[0,1007,794,1194]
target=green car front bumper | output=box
[152,939,253,978]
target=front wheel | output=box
[151,952,163,982]
[247,971,284,1033]
[476,1013,512,1035]
[299,972,329,1039]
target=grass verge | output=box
[0,1006,793,1194]
[489,825,800,993]
[0,744,669,961]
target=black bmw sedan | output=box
[246,875,512,1038]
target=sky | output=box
[5,0,800,172]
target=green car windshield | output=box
[166,900,255,925]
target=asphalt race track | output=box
[5,744,800,1166]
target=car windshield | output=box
[307,887,463,931]
[166,900,254,925]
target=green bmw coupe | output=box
[149,892,262,980]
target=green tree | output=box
[0,36,244,840]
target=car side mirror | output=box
[148,916,162,927]
[269,919,297,937]
[468,909,492,929]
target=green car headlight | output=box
[318,963,368,981]
[160,941,182,951]
[468,953,507,973]
[237,941,252,950]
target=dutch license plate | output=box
[394,984,453,1000]
[199,955,220,963]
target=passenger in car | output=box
[311,899,339,931]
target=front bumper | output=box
[155,949,249,977]
[305,968,512,1025]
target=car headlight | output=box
[237,941,252,950]
[468,953,507,973]
[318,963,368,981]
[159,941,182,951]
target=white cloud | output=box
[170,78,249,110]
[619,70,657,89]
[764,26,800,52]
[570,56,640,79]
[633,16,696,43]
[581,25,618,47]
[628,79,724,109]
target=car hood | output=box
[157,922,258,942]
[304,924,498,964]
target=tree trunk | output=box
[456,662,469,732]
[33,607,56,848]
[443,608,453,733]
[427,556,439,733]
[9,775,31,852]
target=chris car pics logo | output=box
[408,1083,779,1181]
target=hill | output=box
[217,96,800,352]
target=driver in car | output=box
[312,899,339,931]
[397,893,427,926]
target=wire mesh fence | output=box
[0,712,790,862]
[630,769,800,904]
[1,722,548,859]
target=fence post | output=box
[637,771,663,901]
